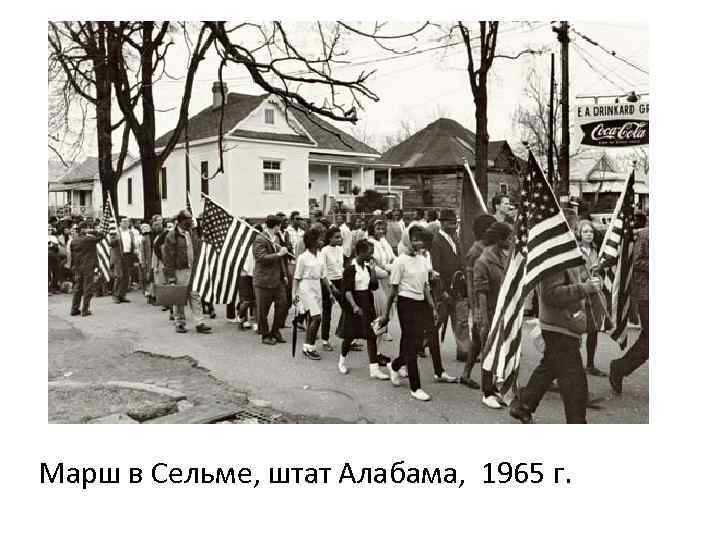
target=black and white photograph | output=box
[46,19,651,424]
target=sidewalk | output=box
[48,290,648,424]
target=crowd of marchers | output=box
[48,194,649,423]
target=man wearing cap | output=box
[163,210,212,334]
[70,220,102,316]
[430,208,471,365]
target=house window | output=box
[264,109,275,125]
[79,191,87,207]
[127,178,133,205]
[263,160,282,192]
[338,169,353,195]
[160,167,168,200]
[499,183,508,196]
[201,161,209,196]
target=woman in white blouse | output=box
[366,219,396,340]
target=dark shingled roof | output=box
[59,154,132,183]
[379,118,506,169]
[155,92,379,155]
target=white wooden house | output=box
[117,84,396,219]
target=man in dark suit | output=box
[70,220,102,316]
[253,215,290,345]
[430,209,471,364]
[110,217,137,303]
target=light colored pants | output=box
[174,268,204,327]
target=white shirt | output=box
[390,253,428,301]
[119,229,133,253]
[340,223,353,258]
[320,244,344,281]
[287,226,304,254]
[352,260,371,291]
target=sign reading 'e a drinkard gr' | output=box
[576,102,649,147]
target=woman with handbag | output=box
[577,220,606,377]
[335,239,389,380]
[366,219,396,341]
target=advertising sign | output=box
[576,101,649,147]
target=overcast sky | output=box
[54,20,649,161]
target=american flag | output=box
[598,170,636,349]
[191,196,257,304]
[481,151,585,395]
[96,192,118,282]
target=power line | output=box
[571,42,628,94]
[570,27,649,75]
[573,39,641,90]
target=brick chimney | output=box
[212,81,228,109]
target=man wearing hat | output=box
[69,220,102,316]
[163,210,212,334]
[430,208,471,365]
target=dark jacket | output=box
[70,233,100,273]
[538,266,593,339]
[163,227,198,279]
[430,230,464,297]
[252,231,287,289]
[473,246,509,329]
[632,227,649,302]
[140,234,153,268]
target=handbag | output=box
[155,283,189,305]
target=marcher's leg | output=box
[271,284,289,337]
[255,287,271,338]
[586,331,598,369]
[451,298,471,362]
[398,298,422,392]
[321,285,333,341]
[306,315,321,345]
[518,331,561,413]
[81,269,95,314]
[554,335,588,424]
[70,271,82,314]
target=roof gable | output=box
[380,118,510,169]
[155,92,378,155]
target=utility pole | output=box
[548,53,555,188]
[553,21,570,201]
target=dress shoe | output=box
[273,332,287,344]
[81,311,92,317]
[509,398,533,424]
[196,323,212,334]
[459,376,480,390]
[586,366,607,377]
[303,349,321,361]
[261,336,277,345]
[120,297,130,303]
[70,310,81,316]
[175,324,188,334]
[609,360,623,395]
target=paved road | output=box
[48,290,648,423]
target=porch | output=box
[308,153,406,211]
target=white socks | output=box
[338,356,349,375]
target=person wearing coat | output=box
[463,222,513,409]
[139,223,154,303]
[609,225,649,394]
[109,217,138,303]
[252,214,291,345]
[163,210,211,334]
[510,262,603,424]
[69,220,102,316]
[430,209,471,364]
[577,220,605,377]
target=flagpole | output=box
[462,158,488,213]
[597,170,634,268]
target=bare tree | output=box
[106,22,216,219]
[48,22,132,212]
[455,21,544,201]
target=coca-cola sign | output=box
[580,119,649,147]
[576,101,649,147]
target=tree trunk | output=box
[474,69,490,203]
[94,50,116,214]
[139,148,162,219]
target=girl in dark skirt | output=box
[336,239,390,380]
